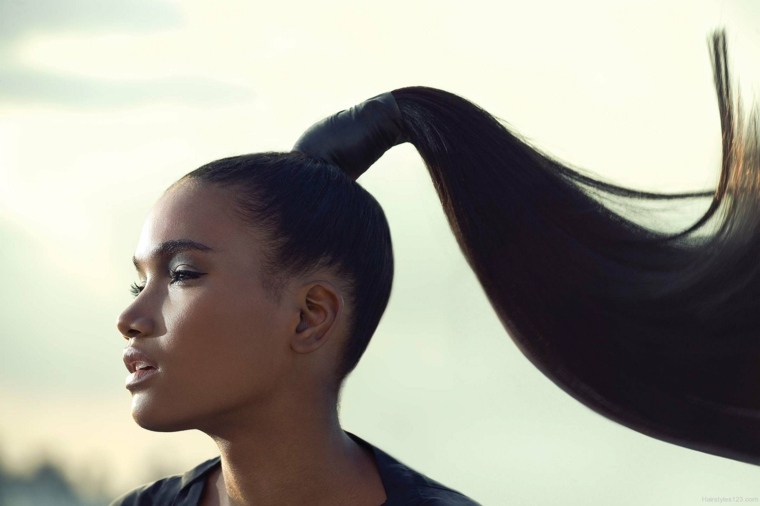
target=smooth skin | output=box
[116,181,387,506]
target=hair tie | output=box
[292,92,407,180]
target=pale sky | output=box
[2,0,760,504]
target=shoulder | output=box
[108,475,183,506]
[346,432,482,506]
[108,456,220,506]
[386,461,482,506]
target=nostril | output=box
[117,314,155,339]
[123,329,139,340]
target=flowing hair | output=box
[388,29,760,465]
[182,29,760,466]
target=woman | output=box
[112,30,760,505]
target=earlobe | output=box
[290,282,341,354]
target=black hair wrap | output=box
[292,92,408,180]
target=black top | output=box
[109,432,482,505]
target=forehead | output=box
[134,181,258,262]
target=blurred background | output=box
[1,0,759,504]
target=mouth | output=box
[125,365,159,390]
[123,347,159,389]
[127,361,157,374]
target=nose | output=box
[116,303,156,340]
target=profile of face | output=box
[116,181,345,434]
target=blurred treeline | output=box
[0,456,111,506]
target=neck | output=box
[202,389,386,506]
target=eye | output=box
[170,269,205,284]
[128,270,205,297]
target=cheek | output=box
[169,287,286,389]
[132,285,288,430]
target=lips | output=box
[123,347,158,373]
[123,347,159,389]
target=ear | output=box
[291,281,343,354]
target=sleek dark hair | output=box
[180,30,760,465]
[178,152,394,383]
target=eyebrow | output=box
[132,239,214,271]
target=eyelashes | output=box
[130,282,144,297]
[170,269,204,284]
[129,270,205,298]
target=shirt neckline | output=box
[181,431,394,505]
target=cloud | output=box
[0,0,254,108]
[0,67,254,108]
[0,0,182,45]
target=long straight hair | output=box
[389,29,760,465]
[184,29,759,466]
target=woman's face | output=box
[117,181,297,433]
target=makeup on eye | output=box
[169,268,206,284]
[129,264,208,297]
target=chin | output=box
[130,394,198,433]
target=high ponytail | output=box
[389,29,760,465]
[196,28,760,466]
